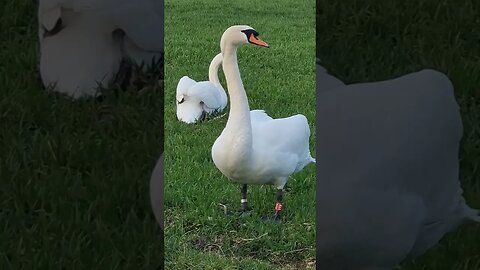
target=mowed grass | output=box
[318,0,480,269]
[0,2,164,269]
[164,0,315,269]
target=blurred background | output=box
[0,2,164,268]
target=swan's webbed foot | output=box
[272,189,284,223]
[272,213,282,224]
[266,202,283,224]
[260,213,282,224]
[260,188,284,224]
[220,206,252,217]
[222,184,253,217]
[238,209,252,218]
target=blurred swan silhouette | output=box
[316,60,479,269]
[38,0,163,98]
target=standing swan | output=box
[211,25,315,222]
[176,53,228,123]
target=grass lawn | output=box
[164,0,316,269]
[318,0,480,269]
[0,1,164,269]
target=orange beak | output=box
[248,34,269,48]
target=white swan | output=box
[211,25,315,222]
[38,0,163,98]
[316,65,480,269]
[176,53,228,123]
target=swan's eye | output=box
[177,97,185,104]
[241,29,259,40]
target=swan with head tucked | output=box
[211,25,315,222]
[38,0,163,98]
[176,53,228,123]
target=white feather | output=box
[176,53,227,123]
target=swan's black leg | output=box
[273,188,284,223]
[240,184,249,214]
[199,110,207,122]
[222,184,250,217]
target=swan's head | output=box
[220,25,269,50]
[176,94,207,124]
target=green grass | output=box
[164,0,315,269]
[317,0,480,269]
[0,2,164,269]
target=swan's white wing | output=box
[186,81,224,111]
[250,110,273,123]
[176,76,196,100]
[252,114,310,152]
[252,114,313,173]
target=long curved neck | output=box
[208,53,228,104]
[221,43,252,145]
[208,53,222,86]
